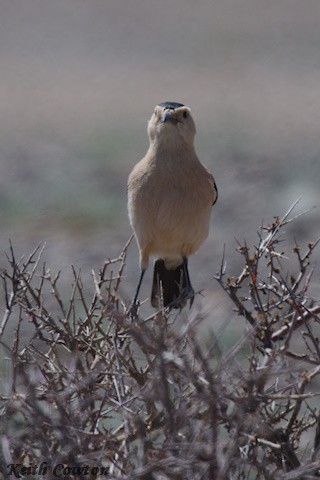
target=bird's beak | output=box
[161,110,178,124]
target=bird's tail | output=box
[151,258,194,309]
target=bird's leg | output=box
[133,268,145,305]
[182,257,195,307]
[128,269,145,318]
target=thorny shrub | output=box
[0,202,320,479]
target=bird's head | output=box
[147,101,196,147]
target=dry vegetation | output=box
[1,204,320,479]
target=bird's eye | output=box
[183,111,188,119]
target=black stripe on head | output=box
[158,101,185,110]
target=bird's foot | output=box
[126,301,140,320]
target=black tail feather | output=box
[151,258,194,309]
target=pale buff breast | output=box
[128,159,213,262]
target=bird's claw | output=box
[126,302,139,320]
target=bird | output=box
[127,101,217,310]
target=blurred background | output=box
[0,0,319,319]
